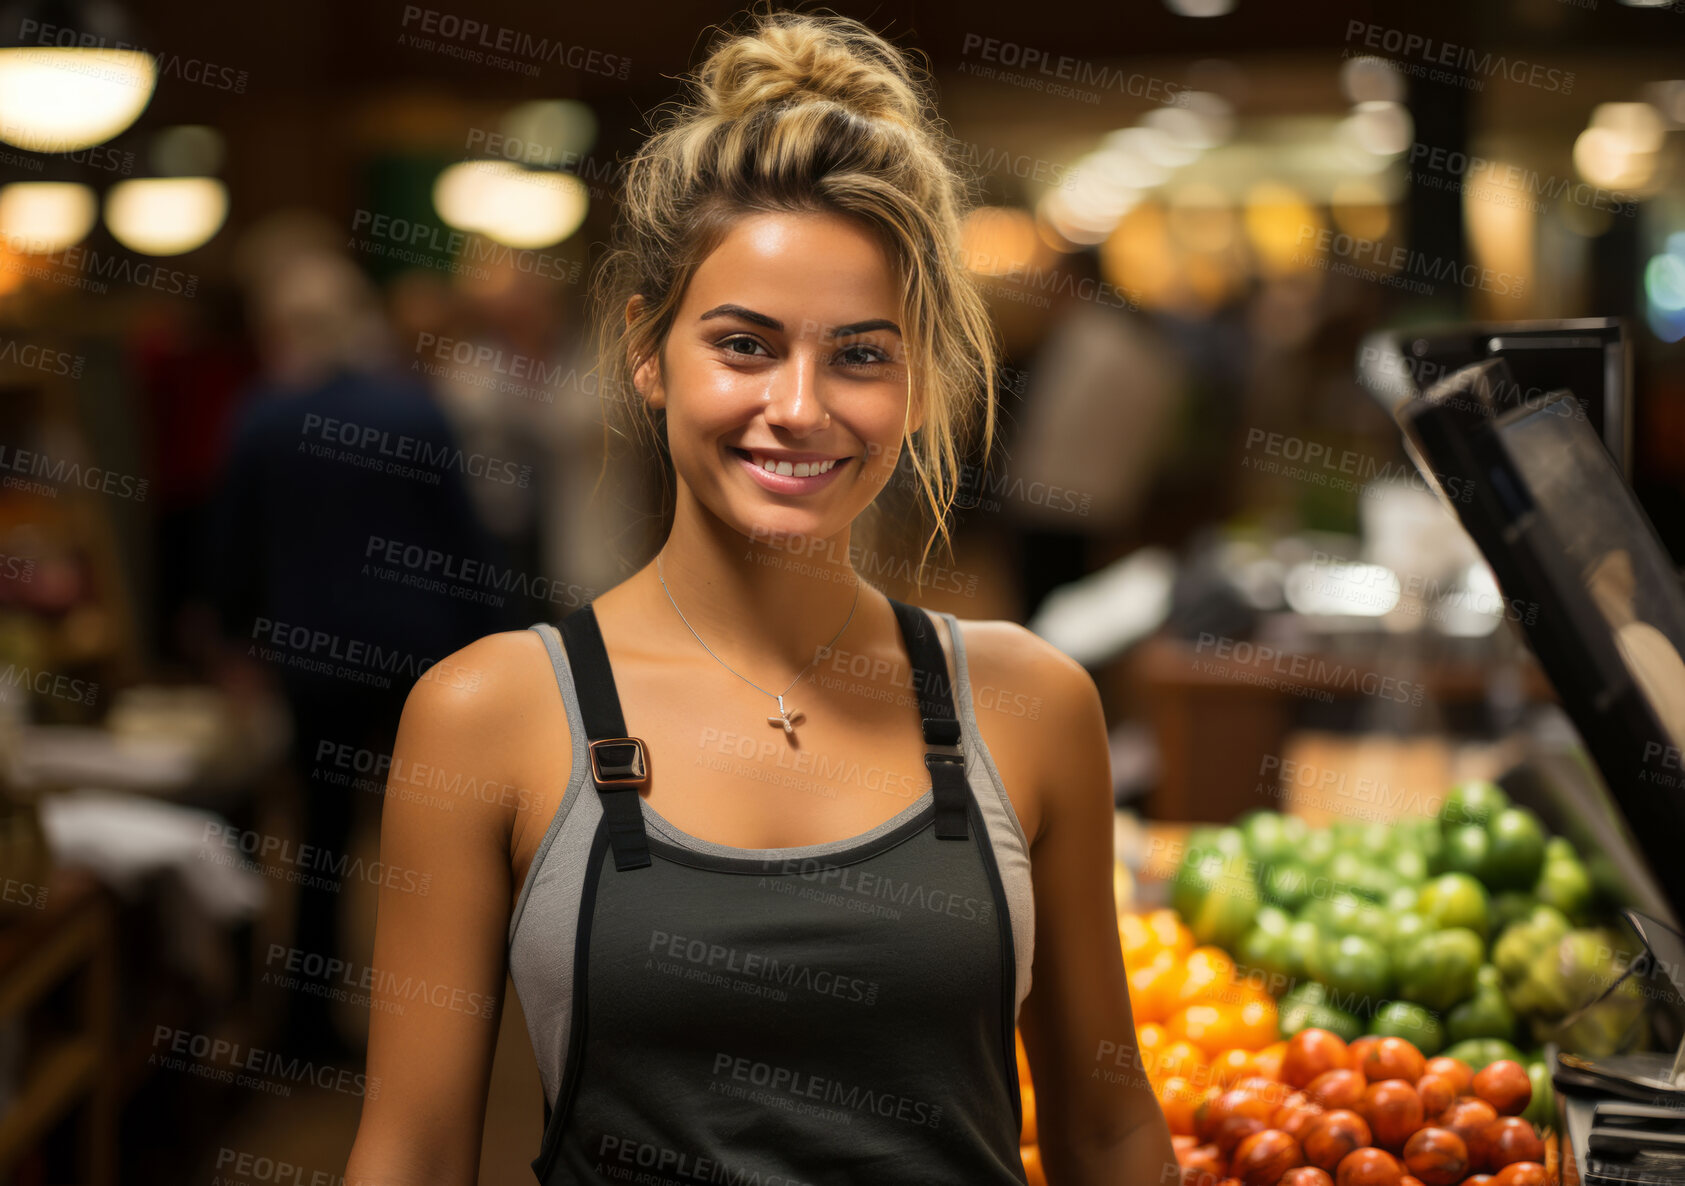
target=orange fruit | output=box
[1127,950,1181,1025]
[1153,1039,1206,1085]
[1158,1074,1206,1135]
[1254,1040,1288,1082]
[1211,1047,1262,1086]
[1135,1021,1168,1076]
[1119,913,1155,969]
[1172,947,1237,1009]
[1171,994,1280,1056]
[1167,1003,1224,1051]
[1145,908,1196,957]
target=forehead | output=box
[684,210,904,321]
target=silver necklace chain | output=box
[656,552,861,732]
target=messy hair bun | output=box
[590,4,1000,584]
[698,11,921,126]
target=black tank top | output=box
[529,596,1028,1185]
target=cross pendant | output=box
[767,694,805,735]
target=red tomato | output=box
[1280,1100,1328,1142]
[1335,1146,1404,1186]
[1307,1069,1369,1111]
[1230,1128,1304,1186]
[1213,1114,1267,1159]
[1481,1116,1545,1171]
[1361,1080,1424,1153]
[1196,1087,1276,1143]
[1402,1126,1470,1186]
[1303,1110,1373,1172]
[1438,1096,1499,1149]
[1415,1072,1456,1120]
[1362,1037,1427,1085]
[1472,1061,1532,1117]
[1422,1057,1473,1095]
[1283,1029,1353,1089]
[1178,1140,1224,1173]
[1348,1036,1383,1069]
[1491,1163,1548,1186]
[1277,1170,1336,1186]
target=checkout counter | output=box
[1391,336,1685,1185]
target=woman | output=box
[345,8,1171,1184]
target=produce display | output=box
[1014,784,1637,1183]
[1170,1026,1558,1185]
[1169,782,1648,1109]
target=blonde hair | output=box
[589,3,1001,586]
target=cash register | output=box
[1393,350,1685,1184]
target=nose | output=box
[761,351,830,434]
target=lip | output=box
[728,445,852,495]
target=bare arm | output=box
[1009,630,1176,1186]
[344,631,553,1184]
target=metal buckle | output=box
[588,737,649,788]
[922,716,963,762]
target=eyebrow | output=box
[697,303,901,338]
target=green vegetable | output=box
[1263,861,1313,911]
[1391,848,1428,885]
[1523,1059,1555,1129]
[1308,934,1392,1013]
[1396,927,1484,1012]
[1385,912,1436,966]
[1536,854,1595,925]
[1242,811,1307,865]
[1369,999,1447,1056]
[1446,968,1519,1045]
[1279,981,1365,1042]
[1485,807,1547,891]
[1490,891,1541,935]
[1238,907,1295,984]
[1442,779,1510,829]
[1438,824,1493,881]
[1184,856,1261,950]
[1441,1037,1526,1070]
[1283,919,1321,983]
[1493,904,1573,986]
[1416,873,1493,941]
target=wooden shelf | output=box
[0,868,116,1186]
[0,1035,99,1169]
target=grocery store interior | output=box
[2,0,1685,1183]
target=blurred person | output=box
[202,240,513,1062]
[995,250,1186,618]
[346,9,1172,1186]
[127,289,259,672]
[428,255,587,617]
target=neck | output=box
[640,492,869,675]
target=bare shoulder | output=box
[390,628,571,844]
[943,617,1105,847]
[945,616,1099,713]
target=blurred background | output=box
[0,0,1682,1182]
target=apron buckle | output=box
[588,736,650,788]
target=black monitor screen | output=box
[1363,319,1629,475]
[1501,401,1685,757]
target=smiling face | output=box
[633,209,920,544]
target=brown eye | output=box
[718,334,769,357]
[836,343,890,367]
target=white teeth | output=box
[751,453,838,477]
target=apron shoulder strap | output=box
[887,598,971,842]
[555,603,653,872]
